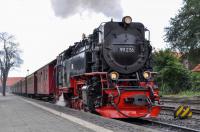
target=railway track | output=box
[121,105,200,131]
[140,118,200,132]
[161,99,200,105]
[161,105,200,115]
[38,96,200,131]
[120,118,200,132]
[161,96,200,105]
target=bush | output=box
[153,49,192,94]
[191,72,200,91]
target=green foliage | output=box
[191,72,200,91]
[174,91,200,97]
[153,49,192,94]
[162,0,200,95]
[165,0,200,66]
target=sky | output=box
[0,0,183,77]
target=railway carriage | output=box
[27,73,37,97]
[36,60,56,99]
[13,80,23,95]
[16,80,22,95]
[11,83,17,94]
[21,78,27,96]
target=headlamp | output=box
[110,71,119,80]
[122,16,132,24]
[143,71,151,80]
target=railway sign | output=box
[174,105,192,119]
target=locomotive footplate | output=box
[95,105,161,118]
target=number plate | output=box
[119,47,135,53]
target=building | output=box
[171,52,189,69]
[192,64,200,72]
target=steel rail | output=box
[161,105,200,114]
[160,98,200,104]
[122,118,200,132]
[142,118,200,132]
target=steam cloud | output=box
[51,0,123,19]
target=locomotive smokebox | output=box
[102,20,150,74]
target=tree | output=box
[165,0,200,67]
[0,32,23,96]
[153,49,192,94]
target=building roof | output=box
[0,77,24,87]
[192,64,200,72]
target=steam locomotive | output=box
[12,16,161,118]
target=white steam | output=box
[51,0,123,19]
